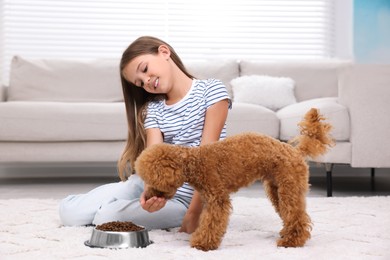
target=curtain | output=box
[0,0,334,84]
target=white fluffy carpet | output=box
[1,196,390,260]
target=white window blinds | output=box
[0,0,334,84]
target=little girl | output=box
[59,36,231,233]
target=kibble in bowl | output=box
[85,221,152,249]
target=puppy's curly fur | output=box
[135,108,333,251]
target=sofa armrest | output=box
[339,64,390,167]
[0,85,7,101]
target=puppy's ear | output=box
[155,164,185,189]
[134,143,185,190]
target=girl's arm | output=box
[139,128,167,212]
[179,99,230,233]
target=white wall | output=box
[333,0,354,60]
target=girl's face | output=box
[122,45,172,94]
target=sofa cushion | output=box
[230,75,296,110]
[185,60,239,99]
[0,101,127,141]
[0,141,125,163]
[8,56,123,102]
[239,60,351,102]
[276,97,350,141]
[227,102,279,138]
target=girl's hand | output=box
[140,191,167,212]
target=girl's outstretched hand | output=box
[140,191,167,212]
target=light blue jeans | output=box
[59,174,191,229]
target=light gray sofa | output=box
[1,56,389,196]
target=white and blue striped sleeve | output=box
[144,102,160,129]
[204,79,232,109]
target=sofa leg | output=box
[324,163,334,197]
[371,168,376,192]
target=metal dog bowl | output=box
[85,227,152,249]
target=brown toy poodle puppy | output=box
[135,108,333,251]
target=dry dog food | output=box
[96,221,144,232]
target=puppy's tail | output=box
[289,108,334,158]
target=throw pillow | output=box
[231,75,297,110]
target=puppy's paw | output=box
[190,239,219,251]
[190,232,221,251]
[277,233,307,247]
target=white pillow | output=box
[231,75,297,110]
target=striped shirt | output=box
[144,78,232,199]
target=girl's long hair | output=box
[118,36,194,181]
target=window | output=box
[0,0,335,84]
